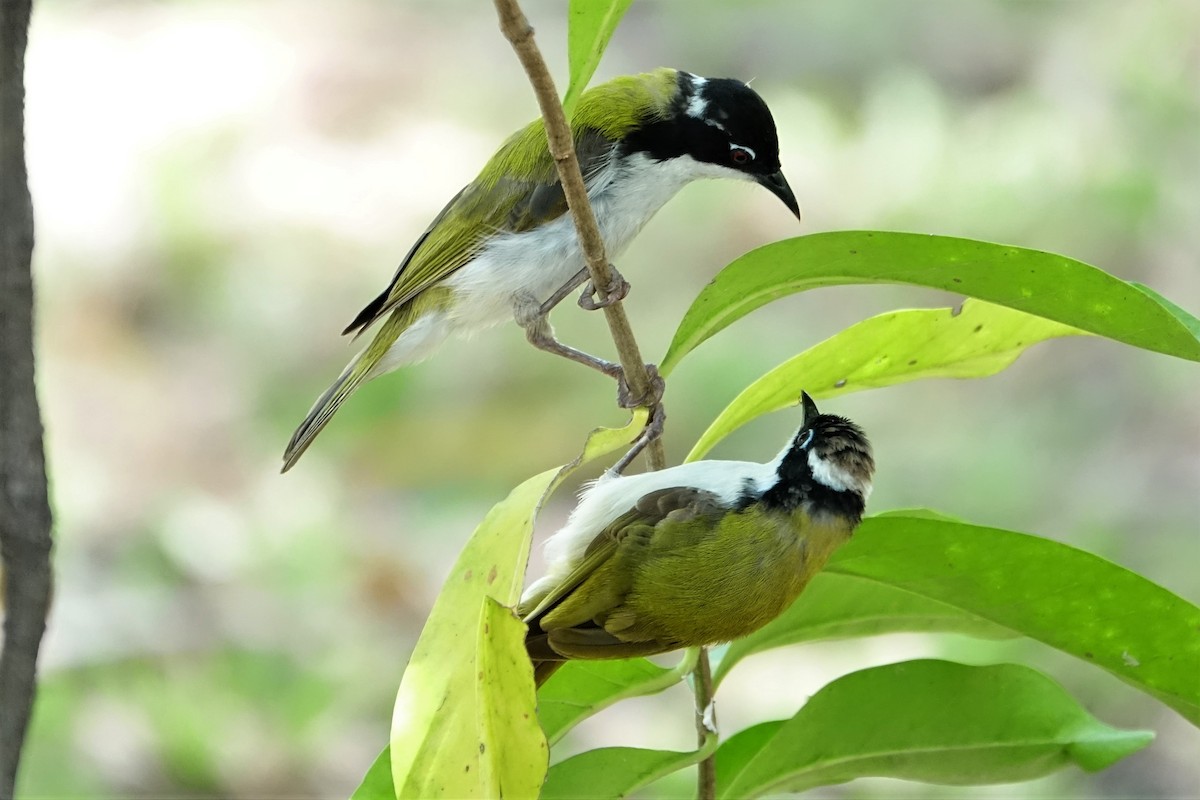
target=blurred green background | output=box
[17,0,1199,797]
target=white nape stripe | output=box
[521,458,776,605]
[685,76,708,119]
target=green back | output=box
[527,485,857,661]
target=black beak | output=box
[800,391,820,426]
[756,169,801,220]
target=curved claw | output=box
[578,266,631,311]
[615,364,665,410]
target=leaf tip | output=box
[1069,727,1155,772]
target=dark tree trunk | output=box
[0,1,53,797]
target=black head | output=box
[622,71,800,218]
[760,392,875,519]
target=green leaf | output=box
[874,507,967,523]
[712,572,1015,684]
[1134,282,1200,340]
[538,656,686,745]
[386,414,645,798]
[563,0,633,116]
[828,515,1200,725]
[543,739,716,800]
[686,299,1083,460]
[350,748,393,800]
[717,660,1154,798]
[661,231,1200,375]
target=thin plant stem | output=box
[693,648,717,798]
[491,3,718,797]
[492,0,666,472]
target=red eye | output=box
[731,148,751,165]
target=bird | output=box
[281,68,800,471]
[519,392,874,687]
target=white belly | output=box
[442,153,741,330]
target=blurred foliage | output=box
[17,0,1200,797]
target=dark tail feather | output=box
[525,630,567,688]
[342,288,388,337]
[281,354,370,472]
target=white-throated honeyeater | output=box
[282,68,799,471]
[520,393,872,687]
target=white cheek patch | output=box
[807,449,855,493]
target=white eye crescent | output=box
[797,429,815,450]
[730,143,756,165]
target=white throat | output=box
[806,449,872,500]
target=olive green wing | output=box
[341,126,617,337]
[518,502,629,629]
[525,486,728,663]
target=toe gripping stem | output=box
[578,265,630,311]
[610,399,667,476]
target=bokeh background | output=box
[16,0,1200,797]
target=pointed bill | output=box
[756,170,801,220]
[800,391,820,426]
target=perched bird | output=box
[520,393,874,687]
[282,68,800,471]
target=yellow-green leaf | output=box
[387,413,645,798]
[686,299,1082,460]
[390,469,554,798]
[475,597,546,798]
